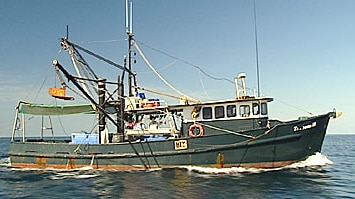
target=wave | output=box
[285,152,333,169]
[49,172,98,180]
[0,152,332,175]
[177,152,333,174]
[0,157,10,167]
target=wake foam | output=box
[0,157,11,167]
[1,153,333,175]
[178,152,333,174]
[49,172,98,180]
[285,152,333,169]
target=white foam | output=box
[145,168,163,172]
[72,174,98,179]
[285,152,333,169]
[0,157,11,167]
[77,166,94,170]
[1,152,333,175]
[177,153,333,174]
[49,172,98,180]
[179,165,270,175]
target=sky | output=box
[1,0,354,136]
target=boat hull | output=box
[8,113,332,170]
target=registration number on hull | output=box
[293,121,317,132]
[174,140,188,150]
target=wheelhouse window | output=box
[261,102,268,115]
[227,105,236,117]
[252,103,260,115]
[239,105,250,117]
[202,107,212,119]
[215,106,225,119]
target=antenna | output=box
[125,0,133,35]
[125,0,129,33]
[130,1,133,34]
[253,0,260,98]
[66,25,69,39]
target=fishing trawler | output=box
[8,1,338,170]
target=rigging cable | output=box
[135,40,261,97]
[71,45,99,80]
[33,74,49,102]
[198,71,210,100]
[53,99,69,137]
[78,39,127,44]
[66,39,314,115]
[137,59,178,74]
[50,48,72,137]
[136,40,234,84]
[134,41,200,103]
[273,98,314,115]
[70,55,97,95]
[135,41,314,115]
[68,40,134,75]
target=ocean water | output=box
[0,135,354,199]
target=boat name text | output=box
[293,122,317,132]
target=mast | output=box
[126,0,134,97]
[253,0,261,98]
[98,78,107,143]
[118,75,125,142]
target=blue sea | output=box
[0,135,354,199]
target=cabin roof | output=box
[126,96,273,114]
[168,96,273,109]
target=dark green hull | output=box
[9,113,332,170]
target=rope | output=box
[273,98,314,115]
[136,40,234,84]
[196,122,255,139]
[33,74,49,102]
[78,39,127,44]
[139,142,151,169]
[136,40,312,115]
[68,40,134,75]
[136,86,183,101]
[145,141,160,168]
[59,39,315,117]
[71,45,99,80]
[137,59,178,74]
[134,42,200,104]
[198,71,210,100]
[190,122,278,150]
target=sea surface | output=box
[0,134,354,199]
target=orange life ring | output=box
[188,123,204,137]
